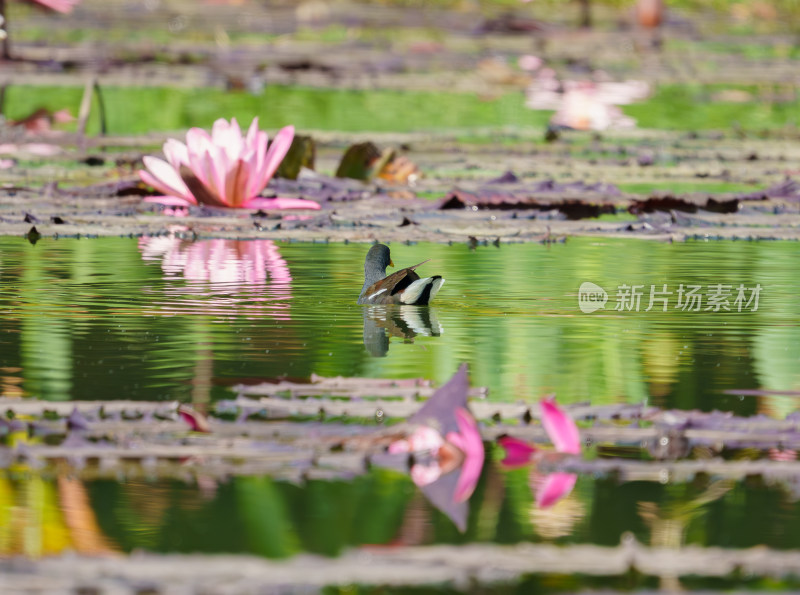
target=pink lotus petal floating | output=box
[139,117,321,211]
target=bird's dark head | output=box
[365,243,394,273]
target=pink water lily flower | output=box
[139,117,320,211]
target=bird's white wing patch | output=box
[367,288,388,301]
[400,278,431,304]
[428,277,445,301]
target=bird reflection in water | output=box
[138,234,292,320]
[362,305,443,357]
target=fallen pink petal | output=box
[139,117,320,211]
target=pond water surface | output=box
[1,236,799,581]
[1,237,797,412]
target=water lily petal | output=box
[257,125,294,192]
[242,197,321,210]
[225,159,251,207]
[163,138,189,172]
[247,130,270,198]
[446,407,485,502]
[535,472,577,508]
[210,118,231,144]
[139,158,193,202]
[540,397,581,454]
[497,435,537,467]
[212,117,244,163]
[245,117,260,147]
[142,195,195,207]
[185,128,213,186]
[206,145,231,205]
[186,146,214,197]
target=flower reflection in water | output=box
[138,236,292,320]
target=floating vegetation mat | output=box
[3,127,800,244]
[1,375,799,477]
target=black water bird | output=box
[358,244,444,305]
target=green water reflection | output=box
[82,471,800,554]
[5,461,800,560]
[1,237,798,415]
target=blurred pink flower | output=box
[388,426,444,455]
[497,435,537,468]
[769,448,797,462]
[28,0,80,13]
[0,142,62,156]
[498,396,581,508]
[139,117,320,210]
[518,55,543,72]
[500,397,581,466]
[446,407,485,502]
[540,396,581,454]
[389,408,485,501]
[527,77,648,131]
[532,472,578,508]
